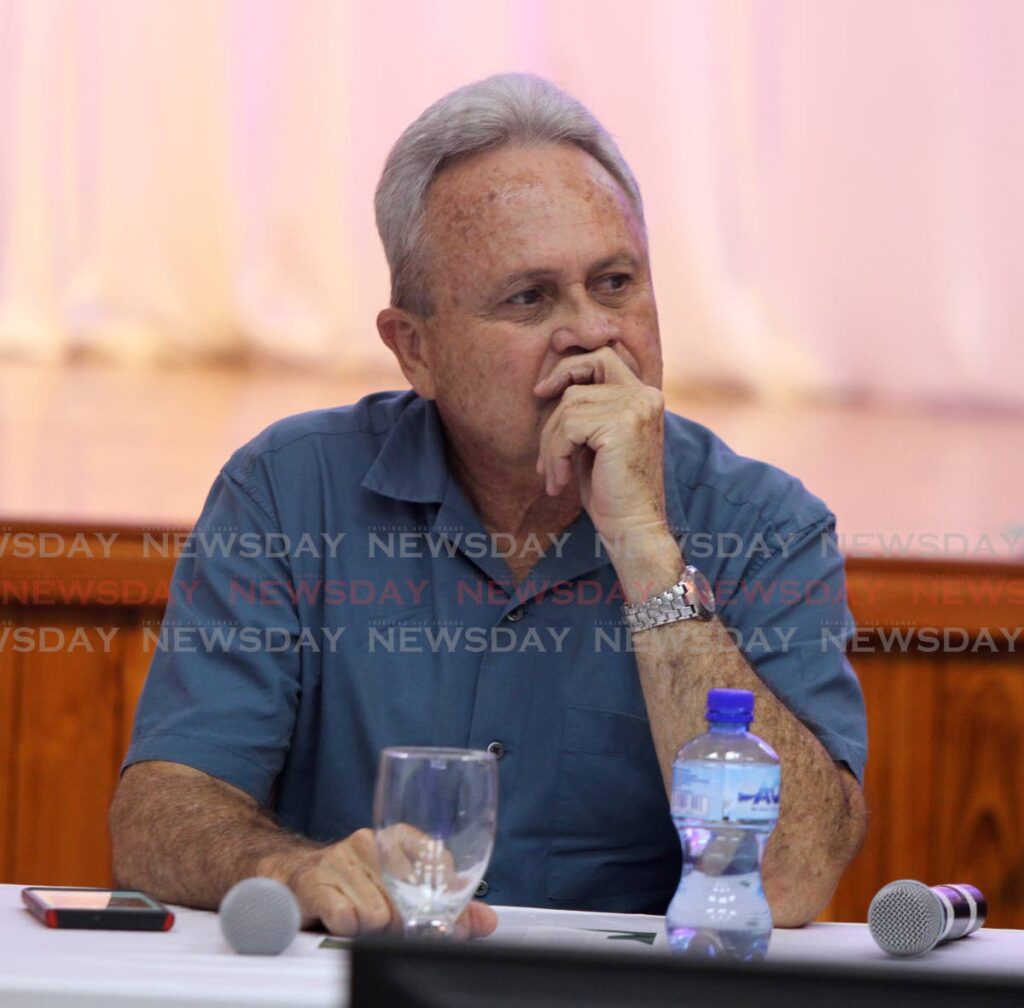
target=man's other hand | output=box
[265,827,498,939]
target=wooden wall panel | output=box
[847,557,1024,636]
[822,650,1024,927]
[10,611,122,885]
[0,612,20,880]
[930,654,1024,928]
[823,651,942,923]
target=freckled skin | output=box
[407,142,663,539]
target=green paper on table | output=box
[584,928,658,946]
[319,936,352,949]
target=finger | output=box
[552,455,573,496]
[315,843,396,934]
[535,385,586,487]
[348,829,403,936]
[451,899,499,941]
[337,860,396,934]
[538,396,604,495]
[541,425,584,496]
[292,866,359,936]
[320,876,390,936]
[397,822,456,881]
[347,827,392,875]
[350,856,400,933]
[533,347,639,398]
[466,899,498,937]
[534,362,596,400]
[379,823,457,888]
[538,383,663,485]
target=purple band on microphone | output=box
[934,883,986,941]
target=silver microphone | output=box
[868,879,987,957]
[219,877,301,955]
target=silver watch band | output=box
[621,566,715,633]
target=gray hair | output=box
[375,72,645,316]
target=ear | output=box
[377,307,437,400]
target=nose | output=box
[549,294,620,356]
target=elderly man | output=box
[111,73,867,937]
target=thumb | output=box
[452,899,498,940]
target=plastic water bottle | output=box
[666,688,780,961]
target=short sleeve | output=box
[122,463,302,805]
[717,516,868,782]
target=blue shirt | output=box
[125,390,867,913]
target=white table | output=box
[2,885,1023,1006]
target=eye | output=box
[596,273,631,292]
[507,287,545,307]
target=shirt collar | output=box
[361,393,449,504]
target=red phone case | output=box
[21,887,175,931]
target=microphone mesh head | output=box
[220,877,301,955]
[868,879,944,957]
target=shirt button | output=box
[486,741,505,759]
[475,880,489,898]
[506,606,524,622]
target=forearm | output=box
[110,761,495,937]
[634,616,864,923]
[109,761,321,909]
[616,539,867,925]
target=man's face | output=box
[416,142,662,470]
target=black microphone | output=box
[868,879,987,957]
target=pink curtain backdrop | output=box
[0,0,1021,408]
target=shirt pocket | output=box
[544,706,680,911]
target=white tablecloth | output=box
[2,885,1023,1006]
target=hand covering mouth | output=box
[536,364,597,399]
[535,351,643,401]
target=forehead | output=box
[422,143,644,276]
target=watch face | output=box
[689,567,716,616]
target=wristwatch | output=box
[621,565,716,633]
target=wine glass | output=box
[373,746,498,939]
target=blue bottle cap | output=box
[706,688,754,723]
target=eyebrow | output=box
[489,253,640,299]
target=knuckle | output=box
[292,862,328,899]
[291,885,320,926]
[642,385,664,410]
[563,414,586,439]
[324,849,368,885]
[323,840,352,865]
[321,899,358,937]
[360,895,393,933]
[346,829,377,861]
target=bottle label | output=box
[672,762,781,823]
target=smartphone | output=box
[21,886,175,931]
